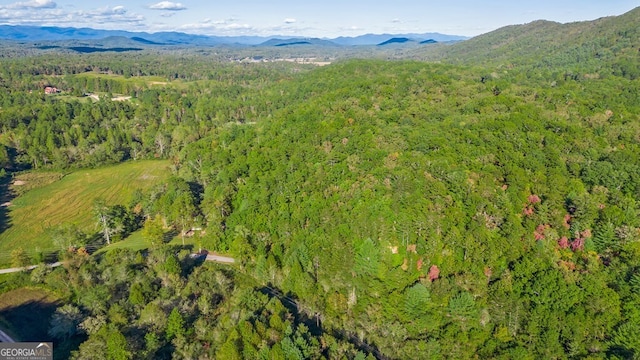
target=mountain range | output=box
[0,25,467,47]
[2,6,637,58]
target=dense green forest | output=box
[1,7,640,359]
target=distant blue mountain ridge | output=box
[0,25,468,46]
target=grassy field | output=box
[70,72,178,88]
[54,93,138,104]
[0,160,170,263]
[94,229,199,255]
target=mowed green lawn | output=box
[0,160,170,261]
[94,229,198,255]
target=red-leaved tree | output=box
[571,238,585,251]
[558,236,569,249]
[428,265,440,282]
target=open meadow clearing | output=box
[0,160,169,264]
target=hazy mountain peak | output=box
[0,25,468,46]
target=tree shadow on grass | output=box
[0,297,60,341]
[0,297,85,359]
[0,175,15,237]
[163,229,179,244]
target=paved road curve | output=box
[205,253,235,264]
[0,251,234,275]
[0,329,15,343]
[0,262,63,275]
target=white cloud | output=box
[181,22,251,32]
[215,17,239,24]
[0,5,145,28]
[0,2,334,37]
[173,17,258,35]
[112,6,126,15]
[180,15,308,37]
[79,8,105,16]
[5,0,56,9]
[75,6,144,24]
[344,25,361,31]
[148,1,186,11]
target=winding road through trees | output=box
[0,250,234,275]
[0,262,63,275]
[205,253,235,264]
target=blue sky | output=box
[0,0,637,37]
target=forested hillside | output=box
[414,6,640,79]
[0,7,639,360]
[177,59,639,358]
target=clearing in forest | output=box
[0,160,170,262]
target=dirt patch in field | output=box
[10,172,64,196]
